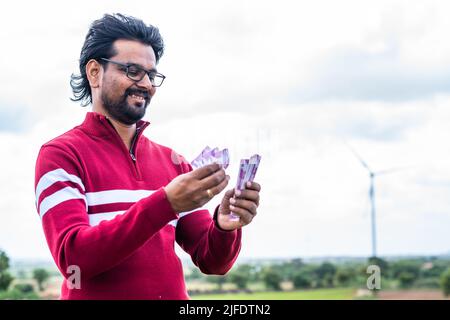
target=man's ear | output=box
[86,59,103,88]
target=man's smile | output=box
[126,89,149,106]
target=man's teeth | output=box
[130,94,145,101]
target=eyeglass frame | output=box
[100,58,166,87]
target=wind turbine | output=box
[346,143,404,258]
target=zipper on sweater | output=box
[103,117,144,180]
[129,127,140,162]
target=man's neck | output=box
[92,106,136,151]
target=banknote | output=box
[191,146,261,222]
[230,154,261,221]
[191,146,230,169]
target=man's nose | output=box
[136,73,154,93]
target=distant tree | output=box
[292,270,312,289]
[0,250,14,291]
[322,273,335,288]
[262,268,282,291]
[315,262,337,287]
[315,262,337,279]
[206,275,227,291]
[230,272,248,290]
[420,261,448,279]
[291,258,304,268]
[0,288,39,300]
[286,258,305,278]
[335,268,353,287]
[398,271,416,288]
[441,268,450,297]
[390,260,421,279]
[229,265,252,290]
[0,272,13,291]
[0,250,9,271]
[33,268,50,291]
[185,267,202,281]
[368,256,389,274]
[274,259,306,282]
[13,283,35,294]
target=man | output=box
[34,13,261,300]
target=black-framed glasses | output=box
[100,58,166,87]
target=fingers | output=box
[235,189,259,206]
[190,163,222,180]
[207,175,230,198]
[201,168,227,190]
[228,203,254,225]
[234,182,261,206]
[244,181,261,192]
[229,198,257,217]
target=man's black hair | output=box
[70,13,164,106]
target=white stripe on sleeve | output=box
[35,168,85,203]
[39,186,87,219]
[88,210,126,226]
[167,207,208,228]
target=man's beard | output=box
[101,88,150,125]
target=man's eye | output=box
[127,67,140,76]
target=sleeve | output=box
[34,145,178,280]
[174,158,242,275]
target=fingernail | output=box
[246,181,251,187]
[229,205,235,210]
[235,190,241,197]
[229,198,236,204]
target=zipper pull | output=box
[129,126,141,162]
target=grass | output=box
[191,288,356,300]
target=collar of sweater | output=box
[79,111,151,138]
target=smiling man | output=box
[34,13,261,300]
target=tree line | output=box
[187,256,450,296]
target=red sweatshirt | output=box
[34,112,242,300]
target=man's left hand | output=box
[217,181,261,231]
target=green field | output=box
[191,288,356,300]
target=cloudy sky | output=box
[0,0,449,262]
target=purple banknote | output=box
[191,146,261,222]
[191,146,230,169]
[230,154,261,221]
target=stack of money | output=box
[191,146,261,222]
[230,154,261,221]
[235,154,261,190]
[191,146,230,169]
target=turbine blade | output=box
[344,141,372,172]
[375,166,411,176]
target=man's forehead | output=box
[112,39,156,68]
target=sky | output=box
[0,0,449,262]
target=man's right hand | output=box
[164,163,230,213]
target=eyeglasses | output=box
[100,58,166,87]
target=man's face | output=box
[100,39,157,125]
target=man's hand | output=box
[164,163,230,213]
[217,181,261,231]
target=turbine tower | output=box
[347,144,402,258]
